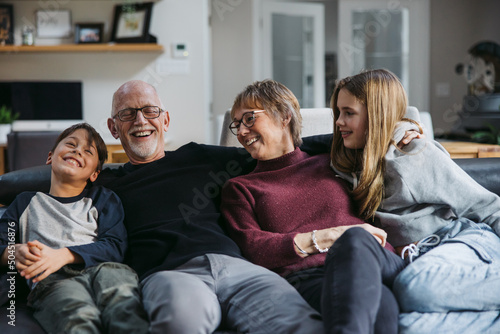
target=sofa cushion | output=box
[1,138,500,207]
[0,163,123,206]
[0,303,45,334]
[453,158,500,195]
[0,165,51,206]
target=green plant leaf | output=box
[0,105,17,124]
[472,131,495,143]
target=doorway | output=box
[261,2,325,108]
[338,0,430,110]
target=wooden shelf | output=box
[0,43,164,53]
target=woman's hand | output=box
[293,223,387,257]
[293,226,355,256]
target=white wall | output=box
[0,0,211,149]
[4,0,499,144]
[211,0,330,124]
[211,0,256,120]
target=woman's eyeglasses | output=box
[228,110,265,135]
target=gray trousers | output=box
[141,254,323,334]
[28,262,149,334]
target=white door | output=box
[338,0,430,111]
[261,2,325,108]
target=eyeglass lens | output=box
[229,111,260,135]
[118,107,161,121]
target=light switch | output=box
[172,43,189,58]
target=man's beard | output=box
[129,140,158,159]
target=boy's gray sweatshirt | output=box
[332,122,500,247]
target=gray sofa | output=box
[1,108,500,333]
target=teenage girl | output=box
[329,69,500,333]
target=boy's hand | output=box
[14,243,42,271]
[21,240,80,283]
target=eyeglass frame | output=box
[113,106,164,122]
[228,110,265,135]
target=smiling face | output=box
[233,108,295,161]
[335,88,369,149]
[108,81,170,164]
[47,128,100,187]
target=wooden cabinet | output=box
[439,141,500,159]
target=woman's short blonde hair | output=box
[231,79,303,147]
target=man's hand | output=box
[397,130,424,149]
[20,240,81,283]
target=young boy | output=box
[0,123,149,333]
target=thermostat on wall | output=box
[172,43,189,58]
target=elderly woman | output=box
[220,79,405,334]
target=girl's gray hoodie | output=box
[331,117,500,247]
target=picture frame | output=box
[36,9,72,38]
[111,2,154,43]
[75,23,104,44]
[0,4,14,45]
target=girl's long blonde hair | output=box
[330,69,408,219]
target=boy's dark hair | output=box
[51,123,108,172]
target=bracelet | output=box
[312,230,329,253]
[294,240,310,256]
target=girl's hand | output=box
[398,130,424,148]
[354,223,387,247]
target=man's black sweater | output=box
[97,136,331,280]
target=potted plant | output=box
[0,105,19,143]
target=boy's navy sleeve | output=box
[0,193,35,261]
[0,206,18,264]
[0,193,34,305]
[67,187,127,267]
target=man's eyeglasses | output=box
[113,106,163,122]
[229,110,265,136]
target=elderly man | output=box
[98,80,323,333]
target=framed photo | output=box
[36,9,72,38]
[111,2,153,43]
[0,4,14,45]
[75,23,104,44]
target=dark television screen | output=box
[0,81,82,120]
